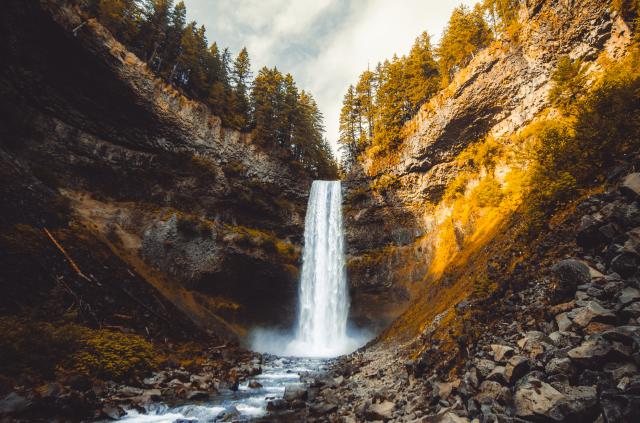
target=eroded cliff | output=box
[0,0,312,338]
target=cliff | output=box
[0,0,311,339]
[344,0,632,331]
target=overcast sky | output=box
[182,0,477,155]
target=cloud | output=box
[182,0,478,155]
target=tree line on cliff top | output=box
[338,0,520,168]
[83,0,337,178]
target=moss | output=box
[72,330,158,381]
[0,316,157,383]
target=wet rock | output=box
[186,390,209,401]
[101,405,125,420]
[568,301,616,327]
[490,345,515,362]
[620,173,640,199]
[117,386,144,398]
[0,392,31,416]
[611,252,640,278]
[248,380,263,389]
[283,385,308,402]
[216,405,240,422]
[364,400,395,421]
[266,399,287,411]
[143,372,167,387]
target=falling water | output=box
[285,180,355,357]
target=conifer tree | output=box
[437,4,492,85]
[231,48,252,130]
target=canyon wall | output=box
[344,0,631,330]
[0,0,312,338]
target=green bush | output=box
[73,330,158,381]
[0,316,157,382]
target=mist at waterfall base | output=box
[250,181,371,358]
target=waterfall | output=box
[286,180,354,357]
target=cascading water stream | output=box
[285,180,356,357]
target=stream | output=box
[118,356,327,422]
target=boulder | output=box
[186,390,209,401]
[611,252,640,278]
[475,381,509,404]
[622,301,640,318]
[248,380,263,389]
[618,287,640,309]
[283,385,308,402]
[421,412,470,422]
[577,215,607,250]
[0,392,31,416]
[216,405,240,422]
[551,260,592,302]
[101,405,125,420]
[309,402,338,415]
[490,345,515,362]
[486,366,508,385]
[568,337,626,367]
[364,400,395,421]
[548,331,582,348]
[555,312,574,331]
[505,356,530,384]
[513,379,564,420]
[545,357,575,376]
[602,325,640,347]
[474,359,496,378]
[567,301,616,327]
[620,173,640,198]
[603,362,638,381]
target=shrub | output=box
[72,330,158,381]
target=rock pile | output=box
[296,174,640,422]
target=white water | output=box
[285,180,359,357]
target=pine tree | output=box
[338,85,359,165]
[231,48,252,130]
[136,0,173,67]
[161,1,186,80]
[355,70,377,143]
[96,0,141,45]
[405,32,439,113]
[437,4,492,85]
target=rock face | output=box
[343,0,630,329]
[0,0,310,334]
